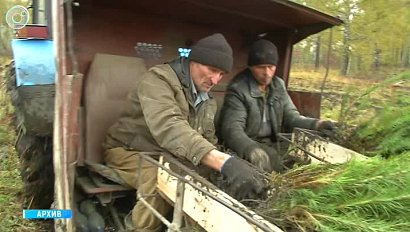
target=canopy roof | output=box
[125,0,342,43]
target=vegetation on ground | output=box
[289,68,410,125]
[258,153,410,232]
[348,79,410,156]
[0,63,45,231]
[255,70,410,232]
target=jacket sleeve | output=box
[220,86,260,158]
[279,80,318,132]
[137,71,216,165]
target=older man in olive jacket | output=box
[218,39,334,173]
[103,34,266,232]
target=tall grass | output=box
[0,61,42,231]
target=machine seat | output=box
[77,53,147,195]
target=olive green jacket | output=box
[104,58,217,165]
[218,69,317,158]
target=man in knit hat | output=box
[103,33,266,232]
[218,39,334,173]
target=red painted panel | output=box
[16,25,48,38]
[288,90,321,118]
[72,2,291,85]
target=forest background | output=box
[290,0,410,77]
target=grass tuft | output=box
[0,60,44,231]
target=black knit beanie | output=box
[247,39,279,66]
[189,33,233,73]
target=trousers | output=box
[104,147,171,232]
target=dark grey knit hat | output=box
[189,33,233,73]
[248,39,279,66]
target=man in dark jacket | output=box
[103,34,266,232]
[218,39,334,173]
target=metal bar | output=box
[52,0,72,231]
[108,202,125,232]
[45,0,53,39]
[137,193,174,230]
[136,154,183,232]
[280,30,293,86]
[277,132,330,164]
[137,153,275,232]
[32,0,39,24]
[168,180,185,232]
[137,155,142,190]
[65,0,78,74]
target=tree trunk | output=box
[400,44,409,67]
[405,47,410,67]
[315,35,321,71]
[372,44,381,71]
[340,25,350,76]
[321,28,333,95]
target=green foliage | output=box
[291,0,410,76]
[354,72,410,157]
[338,71,410,124]
[0,0,31,56]
[0,61,14,143]
[258,154,410,232]
[257,71,410,231]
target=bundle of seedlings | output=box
[253,153,410,232]
[335,71,410,156]
[354,96,410,158]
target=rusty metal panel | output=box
[72,3,248,84]
[72,0,341,85]
[288,90,321,118]
[91,0,342,42]
[16,25,49,38]
[53,0,74,230]
[68,75,83,165]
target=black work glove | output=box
[248,148,272,172]
[260,144,284,173]
[247,146,283,173]
[316,120,335,137]
[220,156,267,201]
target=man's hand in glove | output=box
[316,120,335,137]
[248,147,272,172]
[220,156,267,201]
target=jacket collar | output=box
[246,68,271,98]
[167,58,212,109]
[168,57,191,88]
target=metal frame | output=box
[277,129,332,164]
[134,152,277,232]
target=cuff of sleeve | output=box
[311,119,320,130]
[220,156,233,173]
[192,146,216,166]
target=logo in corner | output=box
[6,5,30,30]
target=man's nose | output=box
[263,67,273,76]
[210,74,222,85]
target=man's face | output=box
[249,64,277,86]
[190,61,225,92]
